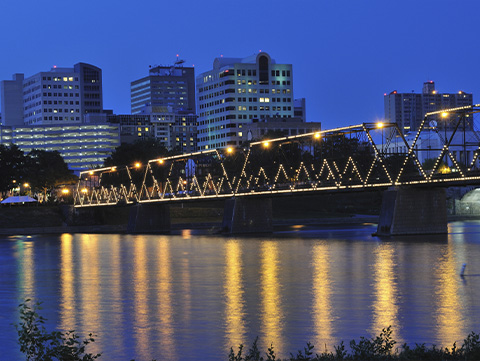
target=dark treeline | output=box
[0,144,76,197]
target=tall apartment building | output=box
[196,52,294,150]
[384,81,473,134]
[1,62,103,126]
[130,62,195,114]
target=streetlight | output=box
[263,141,270,148]
[135,162,141,168]
[377,122,384,155]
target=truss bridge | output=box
[73,105,480,235]
[75,105,480,206]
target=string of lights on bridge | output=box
[73,105,480,207]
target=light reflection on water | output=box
[224,239,246,351]
[371,244,400,342]
[1,222,480,360]
[260,241,284,354]
[312,242,334,348]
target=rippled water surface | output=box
[1,222,480,360]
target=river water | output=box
[1,222,480,360]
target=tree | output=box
[0,144,28,193]
[15,299,101,361]
[104,139,169,167]
[25,149,77,197]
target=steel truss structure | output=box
[74,105,480,207]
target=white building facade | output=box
[1,62,103,126]
[196,52,294,150]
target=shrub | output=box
[14,299,101,361]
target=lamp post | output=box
[377,122,384,155]
[23,183,30,196]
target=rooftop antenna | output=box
[168,54,186,75]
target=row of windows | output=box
[84,101,101,107]
[236,69,256,77]
[43,116,79,121]
[198,90,226,101]
[43,84,78,90]
[238,106,292,111]
[43,92,79,97]
[198,115,227,127]
[24,101,41,110]
[199,124,242,134]
[237,79,257,85]
[271,70,291,77]
[200,114,292,123]
[43,100,79,105]
[43,108,80,113]
[43,76,78,82]
[23,85,41,95]
[198,88,291,102]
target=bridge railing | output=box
[74,105,480,207]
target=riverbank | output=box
[1,212,477,236]
[0,214,380,235]
[0,190,476,235]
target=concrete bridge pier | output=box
[127,203,171,234]
[222,197,273,234]
[376,187,447,236]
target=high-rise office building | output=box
[384,81,473,134]
[196,52,295,150]
[1,62,103,126]
[130,61,196,114]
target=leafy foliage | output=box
[14,299,101,361]
[0,144,28,193]
[0,145,76,195]
[229,326,480,361]
[104,139,169,167]
[26,149,77,194]
[12,304,480,361]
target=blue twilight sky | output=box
[1,0,479,130]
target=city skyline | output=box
[1,0,479,130]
